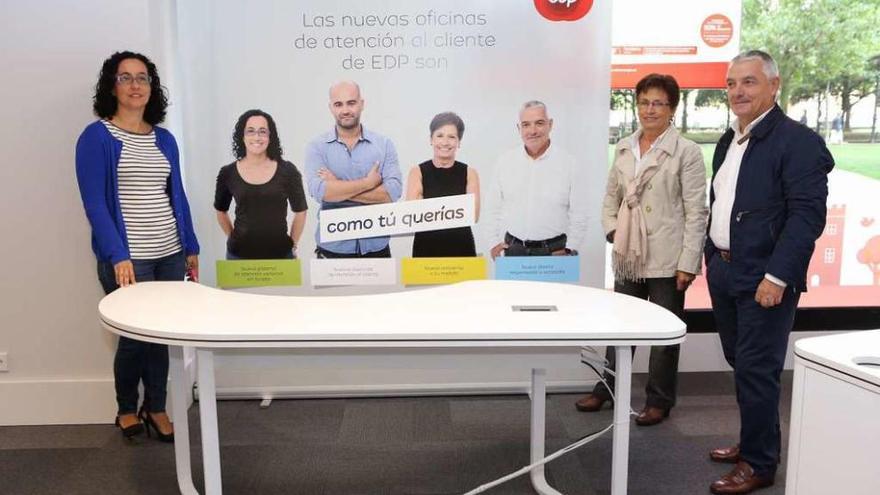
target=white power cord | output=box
[579,346,608,371]
[461,349,637,494]
[580,346,637,416]
[461,423,614,495]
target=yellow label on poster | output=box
[401,257,487,285]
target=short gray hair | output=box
[521,100,548,114]
[519,100,550,123]
[731,50,779,79]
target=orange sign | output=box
[701,14,734,48]
[611,1,741,89]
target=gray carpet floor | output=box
[0,371,792,495]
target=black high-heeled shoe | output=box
[138,408,175,443]
[115,414,144,438]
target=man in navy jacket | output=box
[705,50,833,494]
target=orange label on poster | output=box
[701,14,734,48]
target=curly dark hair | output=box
[92,51,168,125]
[635,73,681,112]
[232,109,284,161]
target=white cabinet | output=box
[786,330,880,495]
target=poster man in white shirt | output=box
[486,101,588,258]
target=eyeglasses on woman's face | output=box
[115,73,152,86]
[636,100,671,109]
[244,128,270,138]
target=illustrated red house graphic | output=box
[807,204,845,287]
[685,204,849,309]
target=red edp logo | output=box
[533,0,594,22]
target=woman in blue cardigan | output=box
[75,51,199,441]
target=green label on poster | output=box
[216,259,302,288]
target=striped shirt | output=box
[102,120,181,260]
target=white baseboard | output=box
[205,379,596,400]
[0,362,197,426]
[0,378,117,426]
[0,331,839,425]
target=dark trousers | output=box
[591,277,684,410]
[315,245,391,258]
[706,252,799,479]
[97,251,186,415]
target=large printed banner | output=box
[178,0,612,291]
[611,0,742,88]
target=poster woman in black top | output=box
[215,110,307,259]
[406,112,479,257]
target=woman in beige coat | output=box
[576,74,708,425]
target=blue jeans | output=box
[97,251,186,415]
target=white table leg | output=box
[169,345,198,495]
[611,346,632,495]
[197,349,222,495]
[529,368,564,495]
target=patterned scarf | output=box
[612,147,667,281]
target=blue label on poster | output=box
[494,256,580,283]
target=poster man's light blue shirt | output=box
[305,126,402,254]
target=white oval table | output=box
[99,279,686,495]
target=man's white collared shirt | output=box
[710,107,786,286]
[486,143,588,250]
[709,108,773,250]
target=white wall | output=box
[0,0,173,425]
[207,332,837,401]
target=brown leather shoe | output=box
[710,444,741,463]
[710,461,774,494]
[575,394,608,412]
[634,406,669,426]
